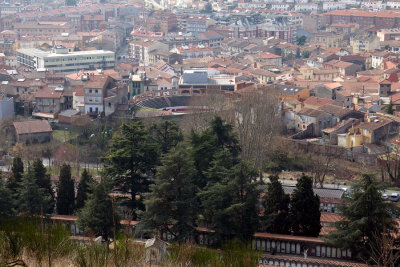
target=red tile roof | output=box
[304,96,334,107]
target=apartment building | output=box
[16,46,115,74]
[13,21,74,37]
[323,10,400,29]
[129,40,169,65]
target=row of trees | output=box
[100,118,322,245]
[0,157,94,216]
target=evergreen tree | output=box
[261,175,290,234]
[31,159,54,214]
[77,183,120,241]
[148,120,183,154]
[326,174,397,262]
[6,157,24,198]
[295,48,301,59]
[290,174,321,237]
[297,35,307,46]
[190,117,240,189]
[16,168,52,215]
[141,146,197,242]
[56,164,75,215]
[76,169,93,210]
[103,122,158,219]
[387,100,394,115]
[0,171,12,215]
[199,161,260,244]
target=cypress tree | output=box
[31,159,54,214]
[290,174,321,237]
[76,169,93,210]
[261,175,290,234]
[56,164,75,215]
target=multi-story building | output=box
[237,2,266,9]
[350,34,380,53]
[16,46,115,74]
[311,32,344,48]
[83,75,113,115]
[260,23,296,43]
[377,28,400,41]
[13,21,74,38]
[271,4,290,11]
[294,3,318,12]
[177,15,207,34]
[387,0,400,9]
[170,44,214,59]
[200,31,225,48]
[129,40,169,65]
[322,2,347,11]
[81,14,104,32]
[361,1,386,11]
[323,10,400,29]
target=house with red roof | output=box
[259,52,283,66]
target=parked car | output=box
[390,193,399,202]
[382,193,388,200]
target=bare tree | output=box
[229,89,281,178]
[380,144,400,186]
[370,228,400,267]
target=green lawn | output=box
[52,130,79,143]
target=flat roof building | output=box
[16,46,115,74]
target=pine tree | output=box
[261,175,290,234]
[148,120,183,154]
[326,174,397,263]
[77,183,120,241]
[56,164,75,215]
[141,145,197,242]
[290,174,321,237]
[0,171,12,215]
[199,161,260,244]
[76,169,93,210]
[6,157,24,198]
[103,122,158,219]
[190,116,240,189]
[31,159,54,214]
[16,168,52,215]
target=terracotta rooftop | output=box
[35,86,63,99]
[304,96,334,107]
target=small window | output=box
[89,89,92,93]
[95,89,98,93]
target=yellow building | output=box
[311,33,344,48]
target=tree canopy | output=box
[290,174,321,237]
[77,183,120,241]
[56,164,75,215]
[103,122,158,218]
[141,145,197,242]
[327,174,398,263]
[261,175,290,234]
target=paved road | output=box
[274,178,400,196]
